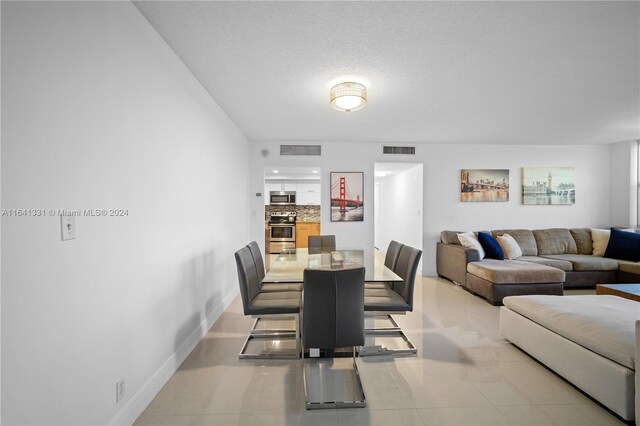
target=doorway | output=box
[374,163,423,262]
[264,166,322,266]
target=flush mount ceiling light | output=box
[330,82,367,112]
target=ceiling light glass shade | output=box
[330,82,367,112]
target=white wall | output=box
[376,165,423,255]
[609,140,638,227]
[1,2,249,425]
[250,143,613,275]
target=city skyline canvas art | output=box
[460,169,509,202]
[522,167,575,205]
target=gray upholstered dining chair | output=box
[362,244,422,355]
[302,267,366,409]
[246,241,302,292]
[308,235,336,254]
[235,246,301,359]
[385,240,404,274]
[365,240,404,290]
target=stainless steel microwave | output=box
[270,191,296,205]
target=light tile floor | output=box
[134,277,627,426]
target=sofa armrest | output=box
[436,242,481,287]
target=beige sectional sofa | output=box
[436,227,639,305]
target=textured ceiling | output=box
[135,1,639,145]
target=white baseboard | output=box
[422,268,437,276]
[109,287,240,426]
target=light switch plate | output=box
[61,215,76,241]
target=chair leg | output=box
[364,313,401,332]
[250,315,298,335]
[239,313,300,359]
[303,346,367,410]
[351,347,366,407]
[361,314,417,357]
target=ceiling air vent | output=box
[280,144,322,156]
[383,146,416,155]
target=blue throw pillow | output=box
[478,232,505,260]
[604,228,640,261]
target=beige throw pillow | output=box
[457,231,485,259]
[497,234,523,259]
[591,228,610,256]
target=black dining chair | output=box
[246,241,302,292]
[235,246,301,359]
[302,266,366,409]
[365,240,404,290]
[362,244,422,356]
[308,235,336,254]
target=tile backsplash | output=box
[266,205,320,222]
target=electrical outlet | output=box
[116,377,126,403]
[61,215,76,241]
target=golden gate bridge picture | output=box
[330,172,364,222]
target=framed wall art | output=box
[522,167,575,205]
[460,169,509,202]
[330,172,363,222]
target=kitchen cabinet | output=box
[296,191,321,205]
[265,182,283,193]
[294,182,321,205]
[296,222,321,248]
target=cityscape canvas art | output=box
[330,172,363,222]
[460,169,509,202]
[522,167,575,205]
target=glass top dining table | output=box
[263,248,402,284]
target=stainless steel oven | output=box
[268,211,296,253]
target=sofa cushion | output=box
[467,259,565,284]
[540,254,619,271]
[497,234,523,260]
[478,232,505,260]
[492,229,538,256]
[503,295,640,370]
[570,228,593,255]
[457,232,485,259]
[440,230,462,245]
[533,228,578,255]
[604,228,640,262]
[618,260,640,275]
[517,255,574,271]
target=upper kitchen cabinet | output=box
[295,182,321,205]
[265,182,283,193]
[265,181,298,192]
[283,182,297,191]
